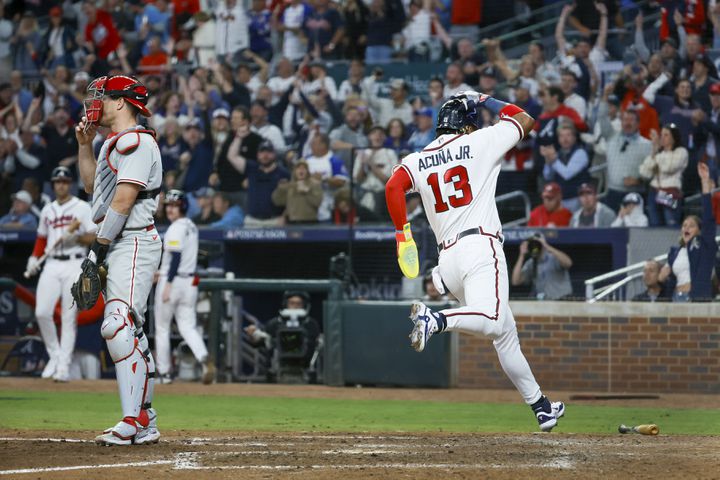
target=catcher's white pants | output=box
[35,258,83,372]
[154,275,208,376]
[437,235,542,405]
[103,229,161,418]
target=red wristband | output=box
[499,104,524,118]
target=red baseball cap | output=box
[710,83,720,95]
[541,182,562,199]
[49,6,62,17]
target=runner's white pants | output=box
[437,235,542,405]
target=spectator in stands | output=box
[340,0,369,60]
[250,100,287,154]
[158,117,186,172]
[178,119,214,192]
[333,188,379,224]
[612,65,660,140]
[696,83,720,173]
[611,192,649,228]
[215,0,249,65]
[365,0,406,65]
[138,36,169,76]
[527,182,572,228]
[218,106,262,202]
[402,0,432,62]
[41,105,77,180]
[363,77,413,128]
[0,4,11,81]
[597,85,652,211]
[40,6,77,69]
[192,187,220,225]
[541,123,590,212]
[511,232,573,300]
[211,61,251,110]
[384,118,410,156]
[560,70,587,120]
[329,105,368,168]
[279,0,312,62]
[443,62,471,98]
[210,108,232,159]
[303,62,339,102]
[240,141,290,227]
[82,1,121,60]
[422,267,449,302]
[21,176,49,219]
[6,128,47,191]
[643,74,701,147]
[0,190,37,229]
[631,260,668,302]
[354,125,397,213]
[478,66,503,100]
[11,12,41,75]
[9,71,32,115]
[337,60,366,103]
[249,0,273,61]
[639,124,689,226]
[534,86,588,158]
[408,108,434,152]
[272,160,323,224]
[305,133,348,222]
[658,163,718,302]
[303,0,344,59]
[570,183,616,228]
[209,191,244,228]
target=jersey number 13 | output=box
[426,165,474,213]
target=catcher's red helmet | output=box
[84,75,151,125]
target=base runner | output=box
[385,91,565,431]
[154,189,215,385]
[27,166,96,382]
[73,75,162,445]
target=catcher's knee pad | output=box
[101,311,137,363]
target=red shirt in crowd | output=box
[535,104,589,134]
[527,205,572,228]
[712,191,720,225]
[85,9,121,59]
[139,51,169,76]
[660,0,705,40]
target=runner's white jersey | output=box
[398,118,523,244]
[37,197,96,257]
[159,217,198,276]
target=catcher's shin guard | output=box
[101,301,149,418]
[136,327,155,406]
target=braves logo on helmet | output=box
[51,166,72,182]
[164,189,188,214]
[84,75,151,129]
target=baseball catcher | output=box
[74,75,162,445]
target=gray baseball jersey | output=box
[91,126,162,229]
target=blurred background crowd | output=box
[0,0,719,233]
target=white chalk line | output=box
[0,460,174,475]
[0,437,92,443]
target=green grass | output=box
[1,390,718,435]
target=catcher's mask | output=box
[84,75,151,129]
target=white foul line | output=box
[0,460,174,475]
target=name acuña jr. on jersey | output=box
[417,144,472,172]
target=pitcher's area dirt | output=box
[2,378,719,479]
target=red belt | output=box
[118,224,155,238]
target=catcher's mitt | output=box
[71,259,104,311]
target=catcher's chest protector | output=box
[91,127,156,224]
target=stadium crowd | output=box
[0,1,718,300]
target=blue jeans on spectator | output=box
[647,189,681,226]
[365,46,393,64]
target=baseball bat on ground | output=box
[618,424,659,435]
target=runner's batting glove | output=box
[25,256,40,276]
[396,223,419,279]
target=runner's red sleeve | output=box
[32,236,47,257]
[385,167,413,231]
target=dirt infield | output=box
[2,379,720,479]
[1,431,719,479]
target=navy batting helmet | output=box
[51,166,72,182]
[164,189,188,214]
[436,97,480,136]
